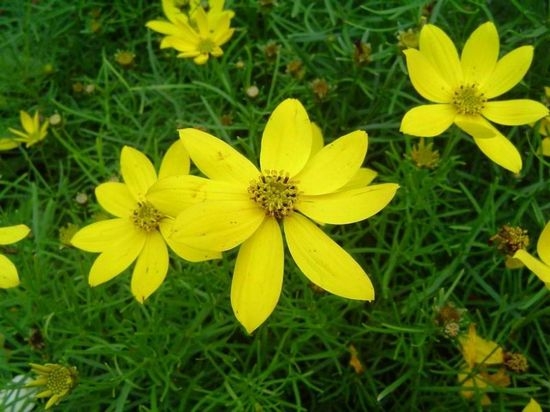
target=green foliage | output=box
[1,0,549,411]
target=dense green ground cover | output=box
[1,1,549,410]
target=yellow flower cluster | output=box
[0,110,49,151]
[145,0,235,65]
[70,99,399,333]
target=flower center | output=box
[197,38,216,54]
[452,84,486,115]
[248,171,299,219]
[131,201,163,232]
[46,365,76,395]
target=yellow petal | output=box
[71,218,136,252]
[88,231,145,286]
[147,175,211,217]
[0,254,19,288]
[310,122,324,156]
[0,138,20,150]
[482,100,549,126]
[161,36,199,52]
[481,46,533,99]
[461,22,499,86]
[162,0,185,23]
[158,140,190,179]
[260,99,312,176]
[403,48,453,102]
[454,115,496,138]
[95,182,135,218]
[193,7,209,35]
[455,118,522,173]
[160,220,221,262]
[514,249,550,283]
[131,231,169,303]
[171,199,266,251]
[284,214,375,300]
[193,53,209,65]
[295,131,368,195]
[120,146,157,200]
[231,218,284,334]
[467,325,503,365]
[419,24,462,89]
[400,104,455,137]
[523,398,542,412]
[146,20,182,36]
[20,111,35,134]
[342,168,378,190]
[179,128,258,184]
[297,183,398,224]
[0,224,30,245]
[541,136,550,156]
[536,221,550,265]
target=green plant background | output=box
[1,0,549,410]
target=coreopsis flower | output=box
[70,143,220,303]
[400,22,549,173]
[0,224,30,289]
[0,111,49,151]
[458,324,508,405]
[523,398,542,412]
[146,0,235,65]
[169,99,399,333]
[26,363,78,410]
[513,221,550,288]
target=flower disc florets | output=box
[131,201,163,232]
[46,365,77,395]
[248,170,299,219]
[198,38,217,54]
[452,84,487,115]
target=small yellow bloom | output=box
[523,398,542,412]
[26,363,77,410]
[169,99,399,333]
[70,143,220,303]
[0,224,31,288]
[146,0,235,65]
[400,22,549,173]
[410,138,440,169]
[114,49,136,67]
[0,111,49,151]
[513,221,550,288]
[457,324,507,405]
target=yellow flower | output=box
[169,99,399,333]
[70,143,220,303]
[523,398,542,412]
[146,0,234,65]
[400,22,549,173]
[0,224,30,288]
[513,221,550,288]
[26,363,78,410]
[0,111,49,151]
[457,324,506,405]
